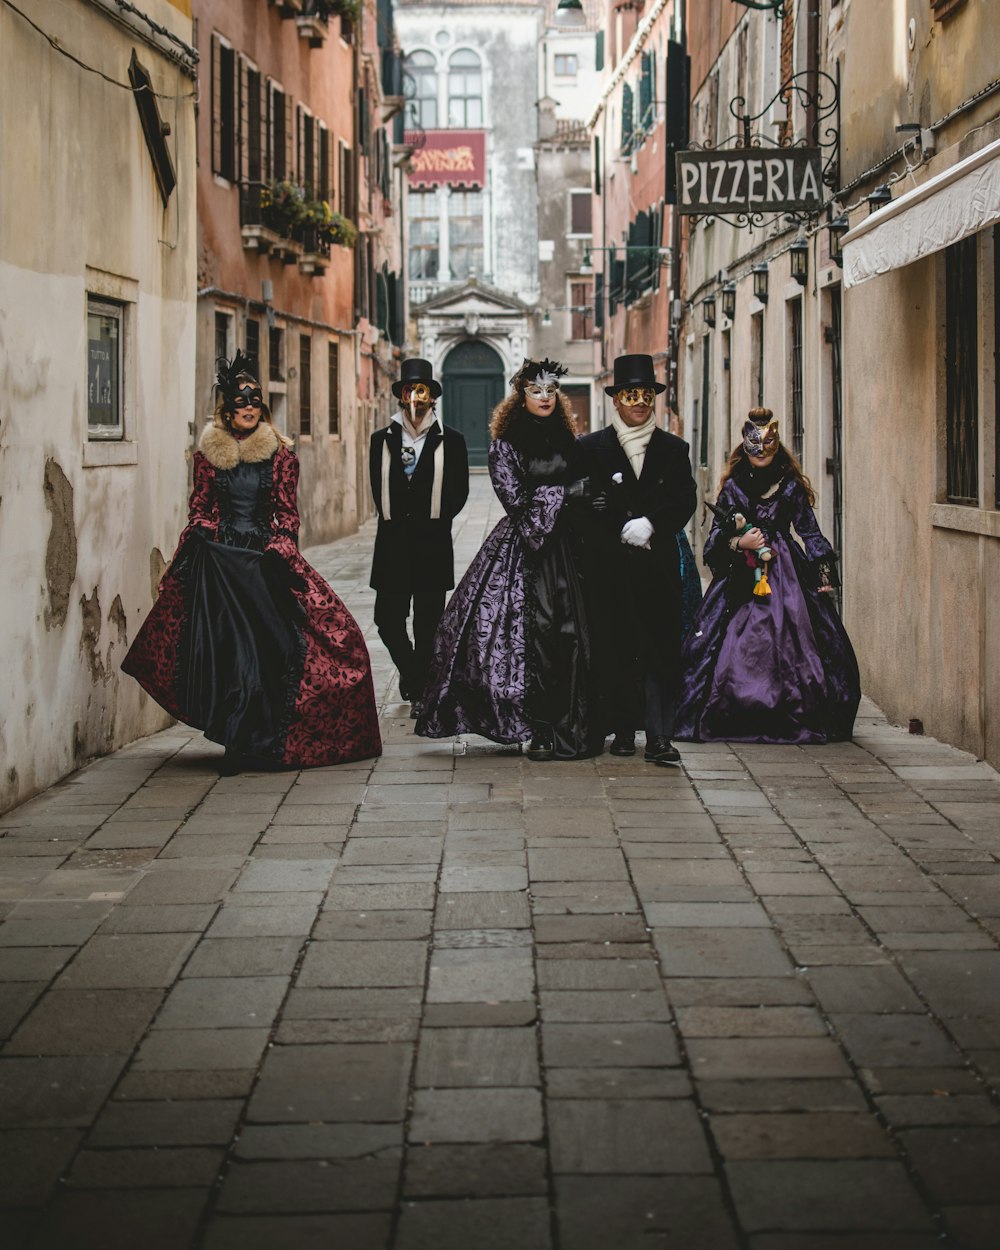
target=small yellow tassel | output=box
[753,569,772,597]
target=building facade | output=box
[0,0,198,812]
[196,0,406,546]
[836,0,1000,767]
[587,0,683,431]
[679,0,999,769]
[397,0,602,461]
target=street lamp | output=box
[721,281,736,320]
[541,309,552,327]
[790,236,809,286]
[703,295,717,328]
[554,0,586,28]
[752,262,769,303]
[828,213,849,266]
[867,184,892,214]
[580,250,594,275]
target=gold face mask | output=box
[618,387,655,408]
[401,382,432,405]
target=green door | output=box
[441,341,505,467]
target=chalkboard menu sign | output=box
[87,302,121,437]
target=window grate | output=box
[945,235,979,504]
[790,299,804,462]
[299,335,312,436]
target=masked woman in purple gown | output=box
[415,359,613,760]
[675,407,860,745]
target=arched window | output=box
[404,50,438,129]
[447,49,482,128]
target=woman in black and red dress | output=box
[123,352,381,773]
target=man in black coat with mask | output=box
[370,358,469,713]
[577,354,697,764]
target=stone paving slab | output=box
[1,478,999,1248]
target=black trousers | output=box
[374,589,446,700]
[619,666,677,741]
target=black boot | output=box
[644,736,680,765]
[610,733,636,757]
[525,734,554,761]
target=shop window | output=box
[87,298,124,441]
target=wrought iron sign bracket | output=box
[680,66,840,229]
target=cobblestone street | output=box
[2,476,1000,1249]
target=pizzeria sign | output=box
[676,148,824,216]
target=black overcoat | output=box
[577,425,697,679]
[369,421,470,592]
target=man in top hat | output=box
[577,354,697,764]
[370,358,469,713]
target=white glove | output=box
[620,516,654,548]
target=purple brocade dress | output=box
[415,433,610,758]
[675,473,861,745]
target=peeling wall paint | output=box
[43,458,77,629]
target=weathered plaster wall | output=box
[842,254,996,760]
[0,0,197,812]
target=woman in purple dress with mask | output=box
[415,359,613,760]
[675,407,860,745]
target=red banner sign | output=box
[405,130,487,189]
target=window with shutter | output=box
[245,66,262,184]
[212,35,237,182]
[621,83,634,155]
[639,52,653,131]
[318,123,330,201]
[570,191,592,236]
[271,86,286,180]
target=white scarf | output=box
[610,410,656,478]
[400,408,437,441]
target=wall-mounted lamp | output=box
[580,250,593,274]
[554,0,586,28]
[828,213,849,266]
[752,262,769,303]
[541,309,553,327]
[789,237,809,286]
[703,295,717,328]
[867,184,892,214]
[721,281,737,320]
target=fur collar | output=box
[199,421,279,470]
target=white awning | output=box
[841,137,1000,288]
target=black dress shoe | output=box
[409,700,422,721]
[610,733,636,757]
[525,736,554,761]
[644,736,681,765]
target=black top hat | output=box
[392,358,442,400]
[604,353,666,397]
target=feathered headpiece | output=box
[511,358,569,389]
[215,350,259,407]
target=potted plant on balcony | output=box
[261,180,307,262]
[298,199,357,275]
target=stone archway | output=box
[441,340,506,467]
